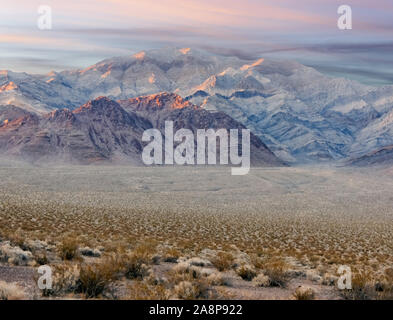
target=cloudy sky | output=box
[1,0,392,85]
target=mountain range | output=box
[1,47,393,165]
[0,93,282,166]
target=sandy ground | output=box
[0,163,392,300]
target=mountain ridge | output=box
[0,93,284,166]
[1,47,393,164]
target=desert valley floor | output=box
[0,163,392,300]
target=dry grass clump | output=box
[0,281,26,300]
[293,286,315,300]
[263,259,288,287]
[131,243,156,264]
[42,263,80,297]
[43,257,121,298]
[380,268,393,299]
[58,238,79,261]
[321,273,338,286]
[122,246,153,280]
[166,261,221,299]
[33,251,49,265]
[162,247,180,263]
[375,283,393,300]
[341,272,374,300]
[206,272,228,286]
[126,282,170,300]
[7,234,27,250]
[171,262,201,282]
[211,252,234,271]
[341,270,393,300]
[252,273,271,287]
[236,265,257,281]
[123,258,150,280]
[41,248,156,298]
[78,263,116,298]
[173,280,210,300]
[250,254,265,270]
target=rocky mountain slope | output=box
[0,97,151,164]
[348,145,393,166]
[0,93,283,166]
[1,47,393,164]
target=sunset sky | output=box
[1,0,392,84]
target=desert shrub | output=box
[236,265,257,281]
[145,272,168,286]
[206,272,229,286]
[379,269,393,299]
[8,234,28,251]
[58,238,79,261]
[42,263,80,297]
[373,282,393,300]
[163,248,180,263]
[0,242,33,266]
[252,273,270,287]
[123,254,150,280]
[250,254,265,269]
[43,256,122,298]
[211,252,234,271]
[172,262,201,280]
[293,286,315,300]
[78,263,115,298]
[124,262,149,280]
[263,259,288,287]
[127,282,170,300]
[0,281,26,300]
[103,254,125,277]
[340,272,392,300]
[33,251,49,265]
[340,272,390,300]
[173,280,210,300]
[321,273,338,286]
[385,268,393,281]
[132,243,155,264]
